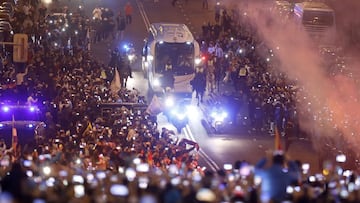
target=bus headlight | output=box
[165,96,175,107]
[128,54,135,61]
[153,78,161,87]
[195,58,202,65]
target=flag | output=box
[146,95,162,115]
[147,150,153,166]
[274,126,282,151]
[82,121,93,136]
[11,115,18,154]
[110,68,121,95]
[86,28,91,51]
[100,70,107,80]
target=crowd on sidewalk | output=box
[0,0,359,203]
[196,4,300,136]
[195,0,360,163]
[91,1,132,43]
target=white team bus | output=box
[142,23,201,95]
[293,2,336,43]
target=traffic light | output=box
[13,34,28,63]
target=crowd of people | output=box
[0,0,358,203]
[197,5,300,137]
[92,3,131,43]
[0,1,204,202]
[197,0,360,167]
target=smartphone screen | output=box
[72,175,84,184]
[136,163,149,173]
[223,164,233,170]
[110,184,129,196]
[74,185,85,198]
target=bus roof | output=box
[275,0,291,7]
[294,2,334,12]
[273,1,293,14]
[149,23,195,43]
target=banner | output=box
[110,68,121,95]
[146,95,162,115]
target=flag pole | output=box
[274,126,282,152]
[86,28,91,51]
[12,114,18,159]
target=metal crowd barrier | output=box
[99,102,148,117]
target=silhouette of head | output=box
[272,154,285,165]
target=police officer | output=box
[109,48,120,68]
[118,53,133,88]
[191,67,206,105]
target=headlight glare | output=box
[153,78,161,87]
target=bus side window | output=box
[142,39,148,61]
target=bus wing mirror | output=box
[142,47,148,58]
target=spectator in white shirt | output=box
[26,92,38,105]
[214,43,224,58]
[207,42,215,55]
[16,66,28,86]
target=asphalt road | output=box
[49,0,321,173]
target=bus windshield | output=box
[155,42,195,76]
[302,11,334,26]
